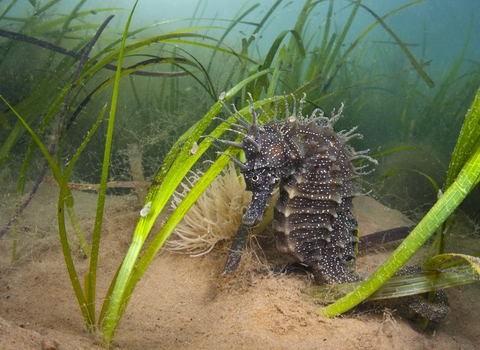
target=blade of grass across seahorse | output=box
[427,86,480,261]
[322,94,480,317]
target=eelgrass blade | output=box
[55,0,87,43]
[322,1,360,76]
[121,153,235,307]
[429,86,480,259]
[33,8,124,34]
[283,0,315,89]
[371,145,444,169]
[71,15,114,84]
[246,0,283,47]
[10,85,70,194]
[305,33,336,85]
[356,2,434,88]
[266,45,286,98]
[172,46,219,100]
[163,38,252,63]
[251,29,305,100]
[424,253,480,275]
[84,1,138,337]
[206,2,260,73]
[452,68,480,125]
[34,0,61,16]
[0,95,93,325]
[446,87,480,189]
[58,106,106,328]
[305,266,478,303]
[42,0,87,70]
[0,0,17,21]
[319,0,334,60]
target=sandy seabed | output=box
[1,183,479,349]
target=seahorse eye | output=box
[251,174,260,182]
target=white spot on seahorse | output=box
[219,91,226,100]
[140,201,151,217]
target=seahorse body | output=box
[213,95,376,284]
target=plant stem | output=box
[99,1,139,344]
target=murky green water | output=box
[1,0,479,212]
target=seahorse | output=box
[210,94,376,284]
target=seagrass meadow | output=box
[1,0,480,349]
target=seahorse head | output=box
[240,126,288,225]
[211,96,293,226]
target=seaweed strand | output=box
[0,28,186,78]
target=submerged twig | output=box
[126,143,147,202]
[358,226,413,251]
